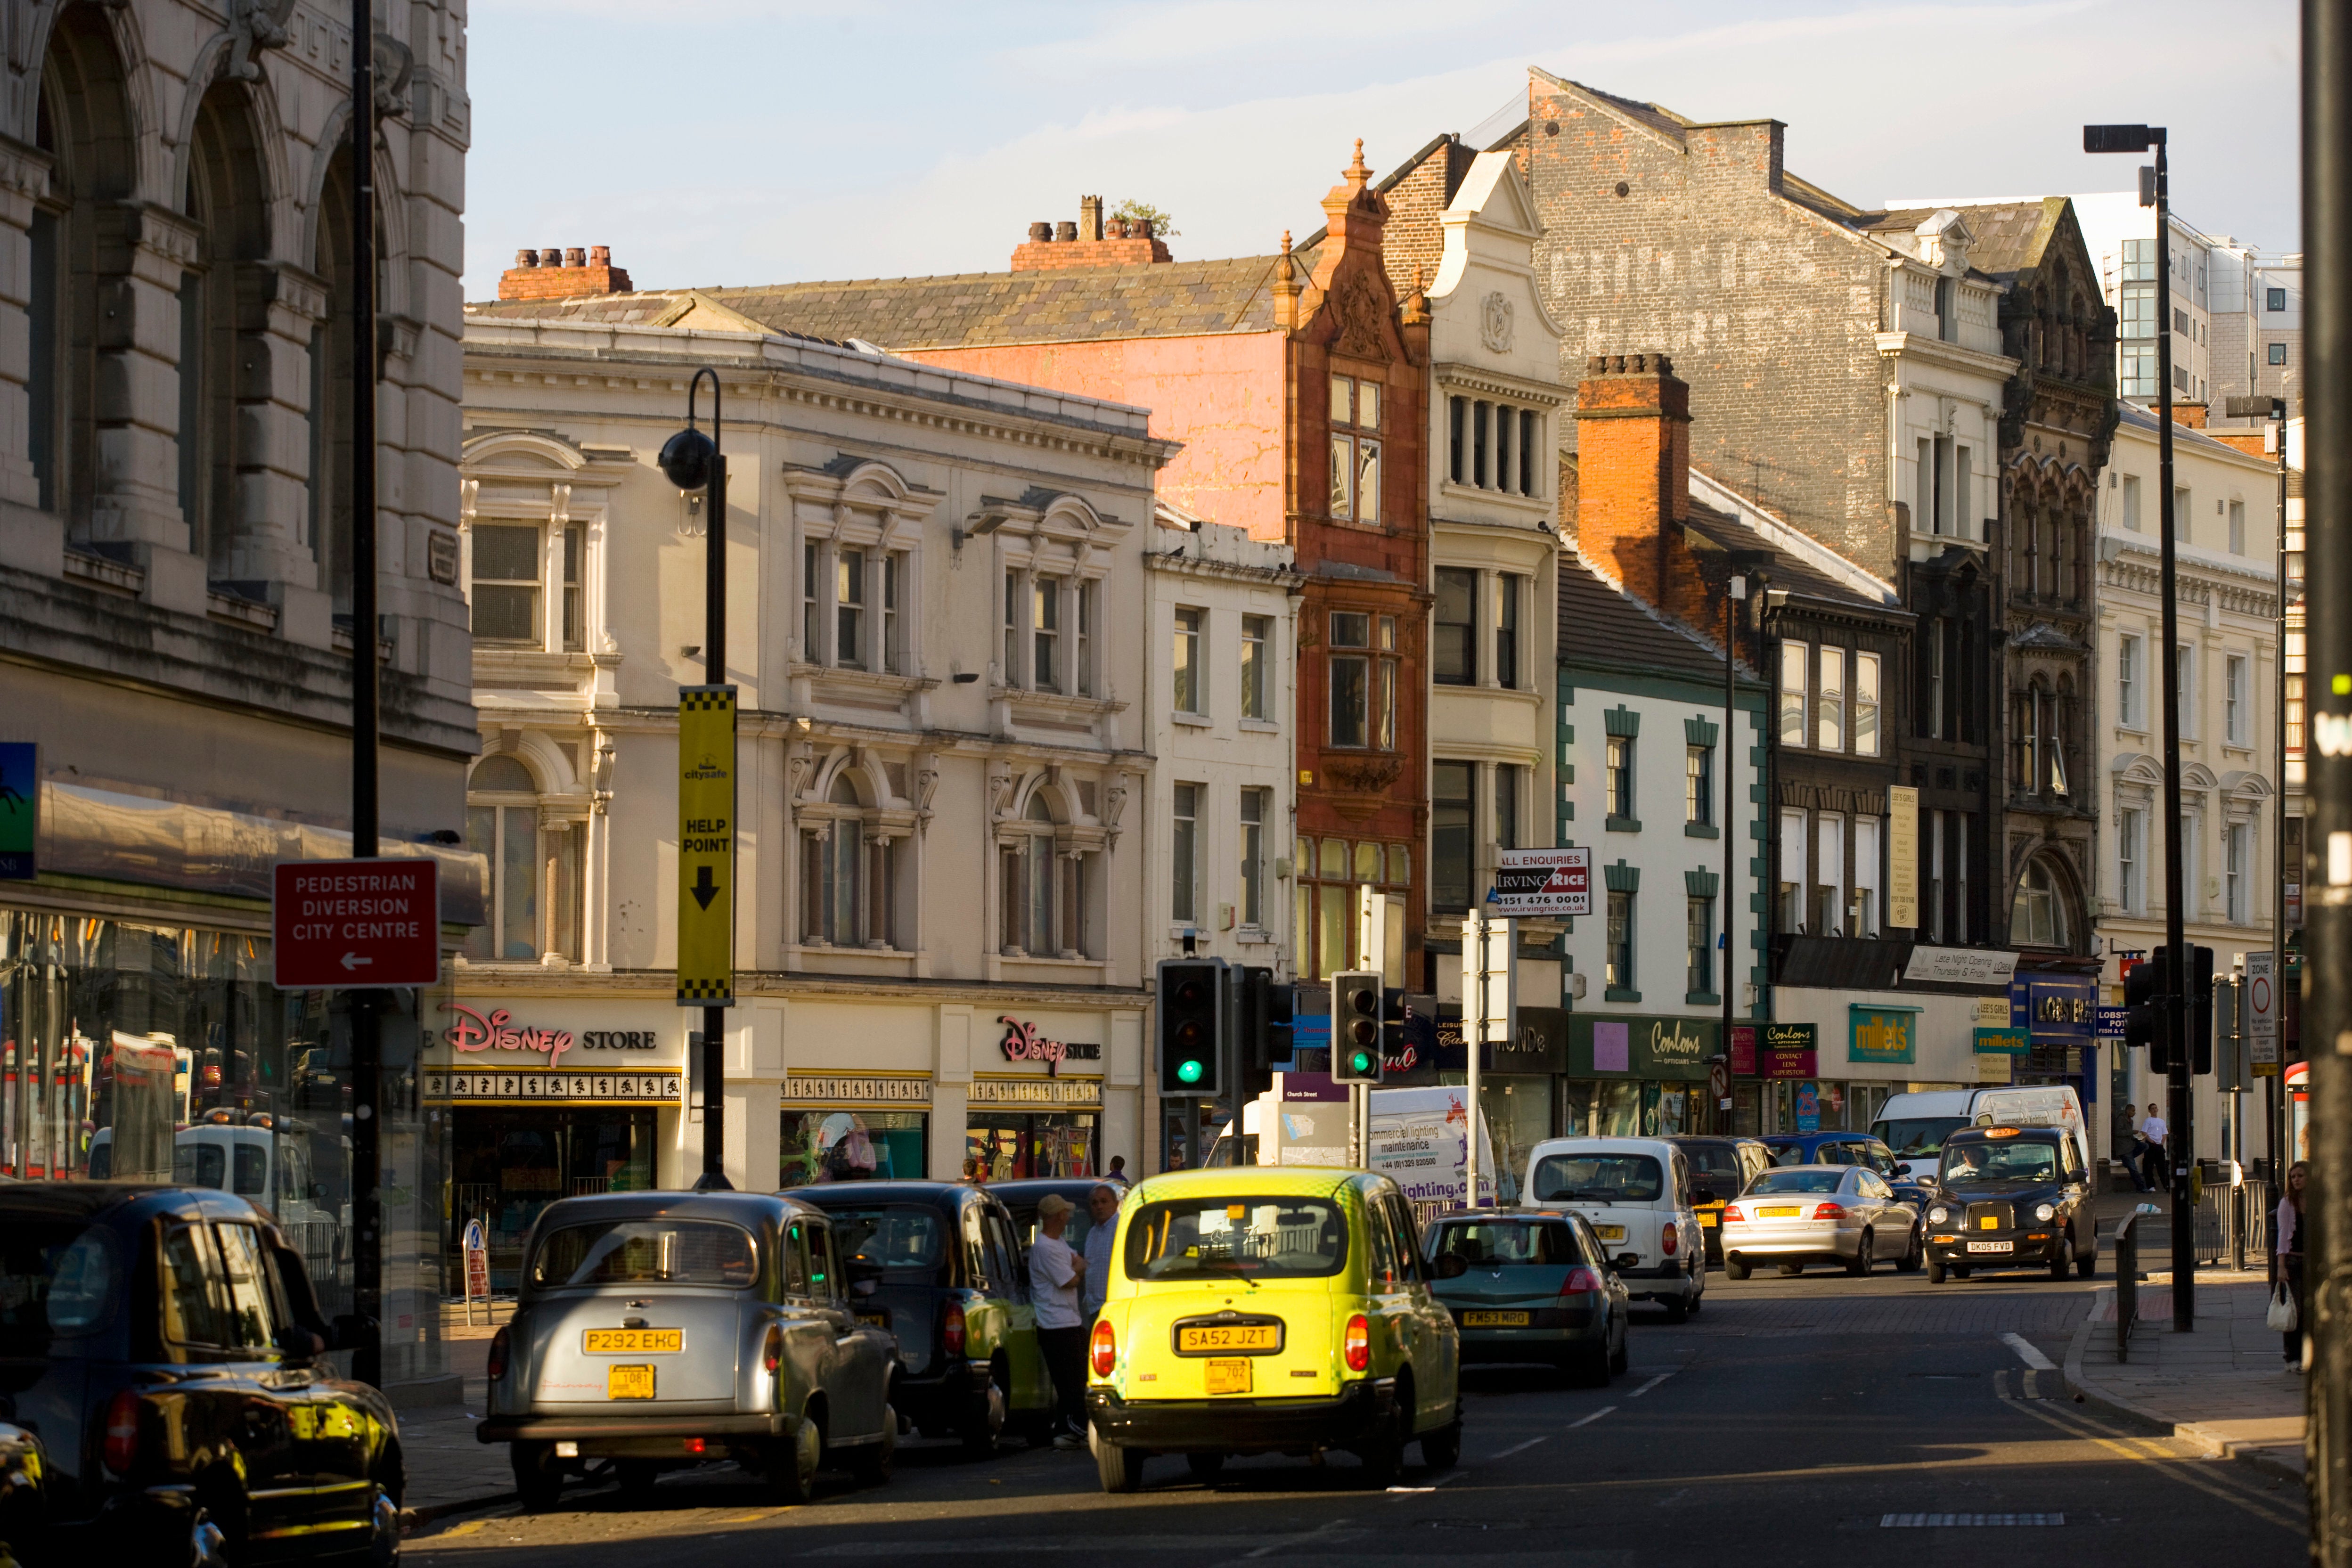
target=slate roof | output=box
[1556,553,1738,686]
[1857,200,2067,284]
[1681,497,1890,614]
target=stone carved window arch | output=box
[798,755,910,952]
[464,750,582,964]
[2010,852,2079,951]
[995,776,1102,961]
[180,74,274,579]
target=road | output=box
[408,1266,2303,1568]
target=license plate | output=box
[607,1364,656,1399]
[1596,1225,1626,1241]
[584,1329,682,1355]
[1178,1323,1281,1354]
[1758,1206,1800,1218]
[1966,1241,2014,1254]
[1699,1213,1717,1227]
[1979,1216,2000,1230]
[1462,1310,1530,1327]
[1203,1358,1253,1395]
[858,1313,888,1329]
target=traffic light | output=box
[1331,970,1384,1085]
[1238,967,1291,1102]
[2187,945,2216,1076]
[2123,948,2170,1071]
[1157,958,1225,1097]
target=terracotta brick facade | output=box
[498,245,633,302]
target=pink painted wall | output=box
[901,333,1290,542]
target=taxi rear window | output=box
[529,1219,758,1288]
[1529,1153,1662,1203]
[1124,1196,1346,1281]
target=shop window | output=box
[465,753,579,963]
[1329,374,1381,523]
[967,1113,1097,1180]
[780,1111,928,1186]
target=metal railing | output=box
[2114,1210,2141,1362]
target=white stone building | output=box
[456,295,1169,1248]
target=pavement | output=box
[399,1299,519,1530]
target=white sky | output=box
[461,0,2299,301]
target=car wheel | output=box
[959,1371,1008,1457]
[1355,1378,1410,1486]
[2077,1249,2098,1280]
[768,1418,823,1505]
[1846,1231,1873,1277]
[1659,1291,1689,1324]
[1927,1255,1947,1284]
[1419,1421,1463,1469]
[1725,1254,1752,1281]
[512,1441,564,1513]
[1096,1438,1146,1493]
[1686,1282,1703,1315]
[1566,1341,1610,1388]
[2049,1235,2073,1281]
[1185,1451,1226,1481]
[847,1406,898,1486]
[615,1459,662,1505]
[1894,1226,1923,1274]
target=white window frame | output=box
[2226,654,2248,745]
[1779,809,1807,933]
[1173,605,1205,715]
[2118,635,2142,730]
[1852,816,1881,939]
[1817,647,1846,752]
[1854,653,1880,757]
[1779,641,1809,749]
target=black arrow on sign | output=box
[690,866,720,911]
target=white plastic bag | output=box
[2269,1282,2299,1333]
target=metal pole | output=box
[701,380,731,1190]
[2302,0,2352,1551]
[1724,579,1743,1135]
[2277,400,2291,1184]
[1466,909,1484,1208]
[347,0,382,1391]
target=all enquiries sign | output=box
[1488,848,1592,917]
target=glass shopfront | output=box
[966,1111,1096,1180]
[449,1106,656,1289]
[783,1110,929,1186]
[0,908,446,1385]
[1560,1013,1714,1139]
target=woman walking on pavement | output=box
[2278,1160,2310,1372]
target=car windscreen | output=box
[1875,1117,1968,1158]
[1124,1196,1346,1281]
[529,1219,758,1289]
[822,1206,947,1274]
[1529,1153,1663,1203]
[1426,1218,1579,1266]
[1744,1169,1845,1196]
[1675,1144,1744,1178]
[0,1220,117,1348]
[1940,1141,2060,1184]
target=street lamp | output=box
[2083,121,2192,1331]
[660,371,733,1192]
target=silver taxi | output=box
[477,1191,897,1507]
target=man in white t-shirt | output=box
[1028,1193,1087,1448]
[2139,1102,2170,1192]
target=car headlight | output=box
[2034,1202,2056,1222]
[1928,1206,1949,1225]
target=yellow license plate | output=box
[858,1313,888,1329]
[1178,1323,1281,1353]
[584,1329,682,1355]
[607,1364,656,1399]
[1979,1216,2000,1230]
[1203,1358,1253,1395]
[1699,1212,1718,1226]
[1595,1225,1626,1241]
[1758,1206,1800,1218]
[1462,1310,1531,1327]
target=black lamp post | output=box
[2084,120,2192,1330]
[659,371,731,1192]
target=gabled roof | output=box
[1557,552,1741,686]
[1858,199,2070,285]
[1680,494,1894,615]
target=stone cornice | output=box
[1873,329,2019,382]
[1430,360,1571,405]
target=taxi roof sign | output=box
[1984,1127,2020,1138]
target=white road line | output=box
[1567,1405,1617,1428]
[2000,1332,2057,1371]
[1626,1373,1672,1398]
[1384,1470,1467,1494]
[1486,1435,1551,1460]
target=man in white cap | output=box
[1029,1192,1087,1448]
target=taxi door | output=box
[1358,1187,1422,1423]
[984,1206,1052,1416]
[1384,1192,1454,1431]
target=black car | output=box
[0,1183,399,1566]
[790,1182,1055,1451]
[1662,1137,1772,1263]
[1922,1126,2099,1282]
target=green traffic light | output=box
[1348,1050,1374,1074]
[1176,1058,1204,1085]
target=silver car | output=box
[1718,1165,1921,1279]
[478,1191,898,1508]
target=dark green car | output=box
[1421,1211,1629,1387]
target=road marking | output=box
[1486,1435,1550,1460]
[1567,1405,1617,1428]
[1882,1513,2063,1527]
[433,1519,490,1538]
[1385,1470,1466,1494]
[1626,1373,1671,1398]
[1995,1392,2302,1530]
[714,1511,774,1524]
[2000,1332,2057,1371]
[1245,1520,1357,1557]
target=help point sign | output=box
[1488,847,1592,917]
[273,858,441,989]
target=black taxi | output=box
[1921,1126,2098,1283]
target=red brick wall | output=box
[1009,235,1173,271]
[1575,352,1718,637]
[498,246,632,301]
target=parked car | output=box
[1422,1210,1629,1386]
[1872,1086,2093,1185]
[0,1181,400,1566]
[477,1191,898,1508]
[1085,1167,1465,1492]
[1923,1125,2098,1283]
[1760,1132,1937,1214]
[792,1181,1054,1452]
[1719,1165,1921,1278]
[1662,1136,1772,1264]
[1519,1136,1706,1321]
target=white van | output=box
[1224,1083,1499,1207]
[1871,1086,2092,1181]
[1519,1135,1706,1321]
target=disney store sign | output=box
[433,1003,670,1070]
[998,1016,1102,1076]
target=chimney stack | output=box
[1079,195,1103,241]
[1575,352,1713,631]
[498,244,635,302]
[1010,196,1176,272]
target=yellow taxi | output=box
[1084,1167,1463,1492]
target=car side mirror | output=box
[1615,1252,1641,1270]
[1434,1253,1470,1280]
[1895,1162,1913,1176]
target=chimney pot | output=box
[514,248,537,268]
[589,245,611,267]
[1029,222,1053,243]
[1055,221,1078,242]
[1079,195,1103,242]
[540,247,563,267]
[1133,218,1153,240]
[564,247,587,269]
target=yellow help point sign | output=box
[677,686,736,1005]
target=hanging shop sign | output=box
[1759,1022,1817,1079]
[1973,1028,2031,1056]
[1902,946,2019,987]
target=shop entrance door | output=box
[449,1107,653,1290]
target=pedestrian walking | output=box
[1082,1182,1119,1321]
[1027,1192,1088,1448]
[2138,1102,2169,1193]
[2277,1160,2310,1372]
[1102,1155,1131,1192]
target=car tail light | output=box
[1721,1204,1745,1224]
[763,1323,783,1374]
[486,1326,510,1382]
[1090,1318,1117,1377]
[103,1388,140,1475]
[1343,1314,1371,1372]
[943,1300,966,1357]
[1813,1202,1846,1221]
[1661,1222,1678,1257]
[1559,1266,1602,1298]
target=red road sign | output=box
[273,858,441,989]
